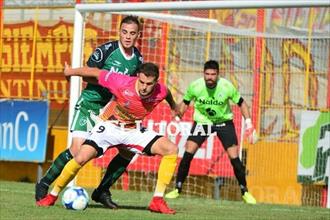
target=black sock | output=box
[96,154,131,192]
[176,151,194,193]
[230,157,248,195]
[40,149,73,186]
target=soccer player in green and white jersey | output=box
[35,16,143,209]
[165,60,257,204]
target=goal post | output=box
[66,9,84,152]
[69,0,330,208]
[75,0,329,12]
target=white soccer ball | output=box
[62,186,89,210]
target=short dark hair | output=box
[138,63,159,80]
[204,60,219,71]
[120,15,140,31]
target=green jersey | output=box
[183,77,241,124]
[84,40,143,105]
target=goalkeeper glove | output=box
[244,118,258,144]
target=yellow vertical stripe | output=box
[29,7,39,99]
[163,22,170,86]
[304,8,315,109]
[204,10,212,62]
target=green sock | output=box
[40,149,73,186]
[97,154,131,191]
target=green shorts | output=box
[70,97,104,134]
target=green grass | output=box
[0,180,329,220]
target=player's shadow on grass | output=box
[118,205,148,211]
[88,204,147,211]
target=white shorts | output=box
[84,120,161,156]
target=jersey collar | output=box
[118,41,135,60]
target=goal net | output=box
[70,1,330,207]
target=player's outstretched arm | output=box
[64,62,102,80]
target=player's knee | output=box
[185,140,199,154]
[160,139,178,156]
[74,147,97,166]
[70,138,85,156]
[73,154,88,166]
[226,145,239,159]
[166,143,178,155]
[69,145,79,157]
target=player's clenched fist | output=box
[63,62,73,81]
[64,62,73,77]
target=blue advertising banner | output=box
[0,99,49,162]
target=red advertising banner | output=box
[0,20,119,109]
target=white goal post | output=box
[69,0,330,208]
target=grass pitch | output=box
[0,180,329,220]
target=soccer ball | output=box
[62,186,89,210]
